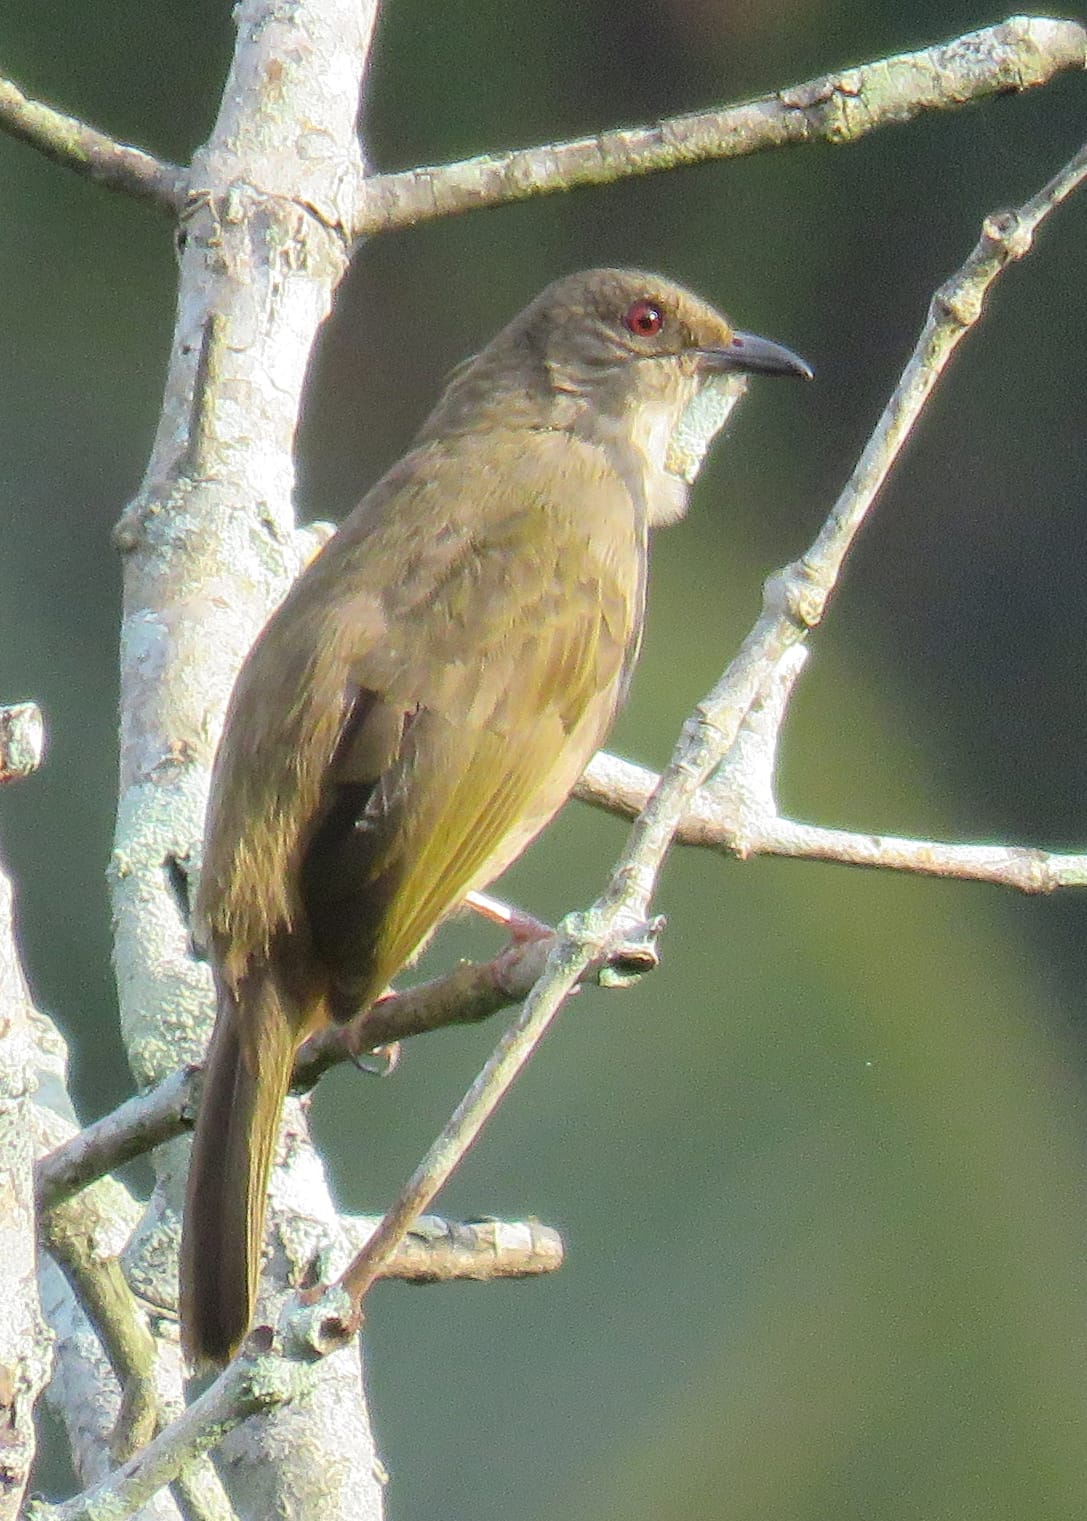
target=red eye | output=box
[623,299,664,337]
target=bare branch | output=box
[103,2,383,1516]
[316,131,1087,1331]
[0,841,51,1515]
[36,1066,563,1278]
[295,937,554,1082]
[35,941,543,1209]
[38,1195,160,1463]
[25,1348,318,1521]
[0,72,185,210]
[37,925,646,1213]
[0,702,44,783]
[341,1213,564,1282]
[35,1068,197,1211]
[568,140,1087,892]
[355,17,1086,236]
[577,752,1087,892]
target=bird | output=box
[179,267,811,1366]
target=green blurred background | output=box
[4,3,1087,1517]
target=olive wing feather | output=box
[199,428,643,1022]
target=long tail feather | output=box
[180,974,296,1368]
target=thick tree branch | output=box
[0,72,185,209]
[106,2,383,1517]
[355,16,1086,236]
[0,711,50,1519]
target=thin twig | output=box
[36,941,550,1208]
[326,132,1087,1322]
[294,936,554,1085]
[341,1213,564,1282]
[35,1067,198,1210]
[24,1349,318,1521]
[355,17,1086,236]
[333,932,589,1312]
[0,72,185,210]
[37,917,660,1211]
[576,752,1087,891]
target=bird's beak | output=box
[698,332,813,381]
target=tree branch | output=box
[25,1347,319,1521]
[576,751,1087,893]
[39,1198,160,1464]
[35,1059,565,1285]
[0,701,44,783]
[33,941,541,1210]
[36,922,657,1210]
[0,710,50,1519]
[355,16,1086,236]
[105,2,383,1516]
[0,71,185,210]
[319,130,1087,1328]
[340,1213,563,1282]
[35,1068,196,1211]
[3,17,1081,244]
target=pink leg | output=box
[464,889,552,943]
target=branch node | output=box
[279,1283,359,1363]
[770,560,827,630]
[982,207,1034,261]
[0,702,45,782]
[598,915,665,988]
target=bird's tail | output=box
[180,971,297,1368]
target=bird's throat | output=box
[665,372,749,485]
[603,371,750,527]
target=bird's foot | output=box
[346,1038,401,1076]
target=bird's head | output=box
[515,267,810,406]
[419,268,811,518]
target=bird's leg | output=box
[464,889,553,944]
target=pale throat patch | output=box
[593,371,750,529]
[665,372,749,485]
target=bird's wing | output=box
[297,432,642,1017]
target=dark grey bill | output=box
[699,332,813,381]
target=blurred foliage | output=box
[2,3,1087,1518]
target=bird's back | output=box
[199,423,647,1027]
